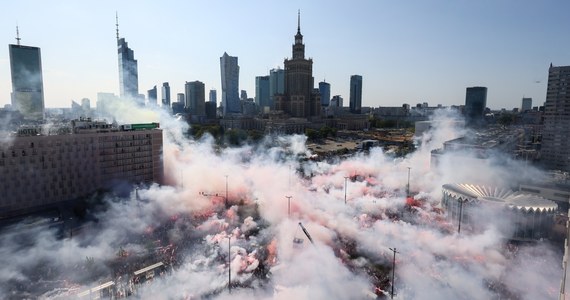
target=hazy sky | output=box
[1,1,569,110]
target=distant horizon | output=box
[1,1,569,111]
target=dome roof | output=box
[442,183,557,213]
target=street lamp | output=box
[225,175,229,207]
[286,196,292,217]
[406,167,411,197]
[344,176,349,204]
[389,247,400,299]
[228,235,232,293]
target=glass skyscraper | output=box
[220,52,240,116]
[161,82,171,108]
[9,44,45,120]
[269,68,285,109]
[464,86,487,124]
[255,76,270,110]
[117,19,139,101]
[349,75,362,114]
[319,81,331,107]
[185,81,206,116]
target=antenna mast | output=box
[16,26,21,45]
[115,12,119,41]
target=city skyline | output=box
[1,1,570,110]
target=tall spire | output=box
[115,12,119,41]
[15,25,21,45]
[297,9,301,34]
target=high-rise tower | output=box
[116,14,139,101]
[269,68,285,109]
[9,27,45,120]
[276,11,320,118]
[319,81,331,107]
[542,64,570,171]
[349,75,362,113]
[220,52,240,116]
[185,81,206,116]
[161,82,171,108]
[255,76,270,110]
[465,86,487,125]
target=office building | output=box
[177,93,185,104]
[331,95,343,107]
[185,81,206,116]
[269,68,285,110]
[521,97,532,112]
[116,16,139,101]
[81,98,90,112]
[275,11,320,118]
[464,86,487,124]
[220,52,240,116]
[255,76,270,111]
[209,89,217,106]
[349,75,362,113]
[542,64,570,171]
[319,81,331,107]
[0,119,163,218]
[161,82,171,108]
[9,35,45,121]
[147,85,157,106]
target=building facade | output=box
[185,81,206,116]
[255,76,270,112]
[9,44,45,121]
[275,12,320,118]
[209,89,217,106]
[521,97,532,112]
[177,93,185,104]
[464,86,487,124]
[220,52,240,116]
[542,64,570,171]
[0,119,163,217]
[331,95,343,107]
[117,36,139,101]
[319,81,331,107]
[161,82,171,108]
[147,85,157,106]
[349,75,362,113]
[269,68,285,110]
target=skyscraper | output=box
[464,86,487,124]
[542,64,570,171]
[331,95,343,107]
[177,93,185,104]
[184,80,206,116]
[269,68,285,109]
[255,76,270,110]
[319,81,331,107]
[9,29,45,121]
[209,89,217,106]
[220,52,240,116]
[116,15,139,101]
[275,11,320,118]
[521,97,532,112]
[147,85,157,106]
[161,82,171,108]
[185,81,206,116]
[349,75,362,113]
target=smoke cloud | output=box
[0,103,563,299]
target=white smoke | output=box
[0,103,563,299]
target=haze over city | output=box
[1,0,569,109]
[2,1,570,299]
